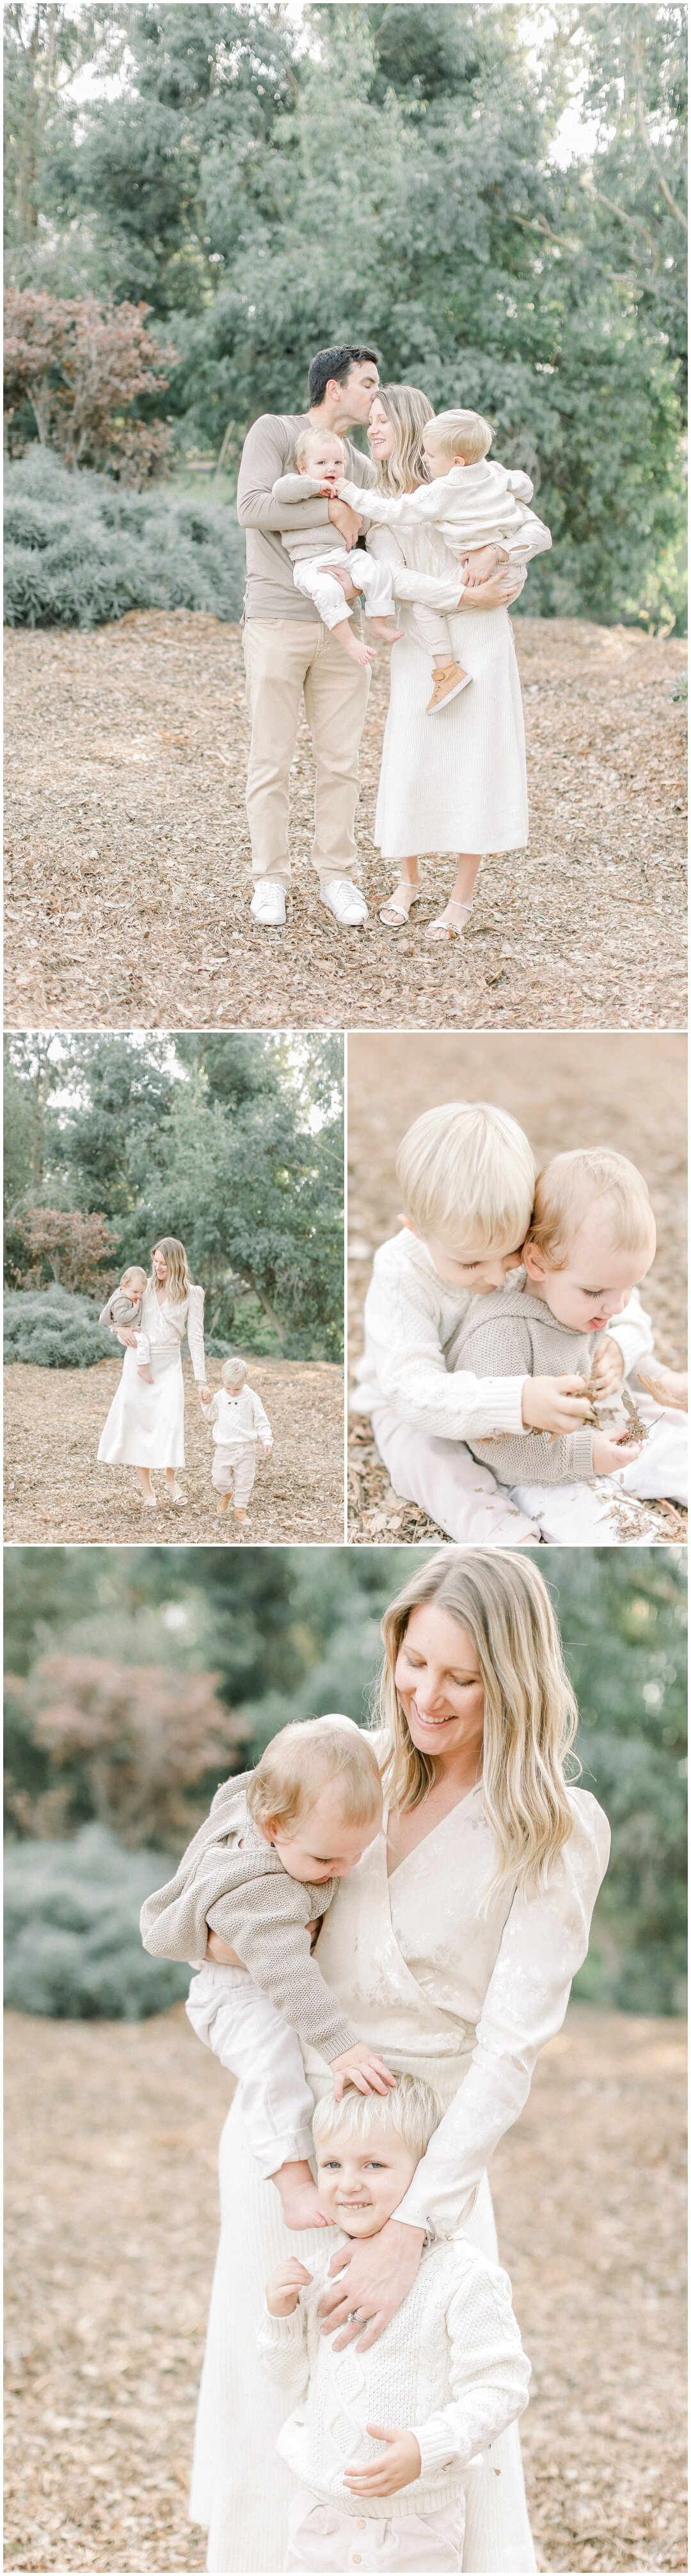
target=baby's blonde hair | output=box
[397,1100,534,1251]
[221,1355,249,1387]
[312,2072,442,2164]
[527,1148,656,1267]
[246,1716,383,1836]
[120,1265,147,1292]
[425,408,493,464]
[292,427,344,470]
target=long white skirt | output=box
[374,605,528,859]
[96,1340,185,1469]
[190,2061,536,2576]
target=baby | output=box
[99,1265,152,1382]
[454,1148,688,1543]
[260,2075,530,2573]
[353,1100,656,1545]
[271,428,402,668]
[337,407,552,712]
[141,1716,394,2229]
[200,1355,273,1523]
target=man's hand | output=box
[328,561,360,604]
[266,2259,313,2318]
[344,2426,422,2499]
[521,1375,592,1433]
[328,497,361,550]
[592,1335,625,1396]
[331,2041,396,2100]
[463,542,509,588]
[318,2218,425,2352]
[592,1427,642,1474]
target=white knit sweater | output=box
[207,1385,273,1450]
[353,1229,655,1443]
[258,2233,530,2520]
[339,458,552,577]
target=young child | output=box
[453,1148,688,1543]
[337,407,552,712]
[271,429,402,668]
[141,1717,394,2229]
[259,2075,530,2573]
[200,1355,273,1523]
[99,1265,152,1382]
[353,1100,656,1545]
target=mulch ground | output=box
[4,2001,686,2574]
[3,1354,344,1544]
[347,1029,687,1545]
[4,613,687,1034]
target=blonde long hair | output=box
[377,1549,579,1895]
[149,1237,191,1304]
[374,384,434,495]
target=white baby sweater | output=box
[339,458,552,574]
[353,1230,655,1443]
[258,2233,530,2520]
[207,1385,273,1449]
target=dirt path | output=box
[347,1031,687,1543]
[4,2002,685,2573]
[4,614,686,1034]
[4,1355,344,1543]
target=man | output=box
[236,343,380,928]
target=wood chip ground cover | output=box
[347,1032,687,1544]
[4,1355,344,1543]
[4,614,687,1033]
[4,2003,686,2572]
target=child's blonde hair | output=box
[527,1148,656,1267]
[312,2072,443,2164]
[425,408,493,465]
[292,427,344,470]
[148,1238,191,1304]
[396,1100,534,1251]
[120,1265,147,1292]
[246,1716,383,1836]
[221,1355,249,1387]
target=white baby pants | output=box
[285,2483,465,2573]
[212,1440,257,1504]
[133,1329,152,1368]
[370,1405,541,1545]
[186,1964,317,2178]
[292,550,394,629]
[509,1398,687,1544]
[409,600,456,660]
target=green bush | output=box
[4,1281,111,1367]
[4,1825,190,2019]
[4,446,245,629]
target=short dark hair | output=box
[308,344,379,408]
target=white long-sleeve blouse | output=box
[138,1281,207,1380]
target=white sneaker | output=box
[320,878,369,926]
[250,880,287,926]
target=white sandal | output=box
[379,880,422,928]
[140,1490,158,1508]
[168,1480,188,1506]
[425,898,474,942]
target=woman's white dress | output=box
[189,1784,609,2574]
[367,522,532,860]
[97,1281,205,1470]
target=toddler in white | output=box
[271,428,402,669]
[338,406,552,711]
[260,2075,530,2573]
[99,1265,152,1381]
[454,1147,688,1543]
[353,1099,658,1545]
[141,1716,394,2229]
[200,1354,273,1520]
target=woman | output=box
[97,1236,208,1509]
[350,386,541,940]
[190,1549,610,2572]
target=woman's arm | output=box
[185,1283,208,1385]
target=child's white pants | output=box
[186,1964,316,2178]
[409,600,456,660]
[292,550,394,629]
[212,1441,257,1504]
[509,1401,687,1543]
[285,2483,465,2572]
[133,1329,151,1367]
[370,1405,541,1544]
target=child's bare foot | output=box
[273,2160,328,2230]
[369,616,404,643]
[218,1491,231,1513]
[138,1365,154,1383]
[336,625,376,666]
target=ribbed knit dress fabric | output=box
[373,600,528,861]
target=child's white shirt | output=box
[258,2232,530,2520]
[353,1229,654,1442]
[207,1384,273,1449]
[339,459,552,580]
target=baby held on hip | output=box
[271,426,403,670]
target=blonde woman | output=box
[97,1237,208,1510]
[334,385,538,940]
[191,1549,609,2573]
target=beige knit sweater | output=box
[236,414,376,618]
[454,1280,610,1483]
[139,1772,356,2061]
[271,471,349,563]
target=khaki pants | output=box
[211,1442,257,1506]
[285,2485,465,2573]
[370,1406,541,1545]
[242,616,370,887]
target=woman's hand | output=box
[344,2425,422,2498]
[317,2219,425,2352]
[205,1930,242,1964]
[330,2041,397,2100]
[118,1328,139,1347]
[198,1383,212,1407]
[457,564,523,610]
